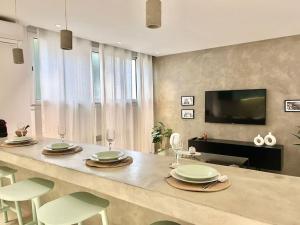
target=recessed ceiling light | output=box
[55,24,61,28]
[117,41,121,44]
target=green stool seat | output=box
[0,177,54,201]
[0,166,17,178]
[0,177,54,225]
[151,221,181,225]
[38,192,109,225]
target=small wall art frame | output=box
[284,100,300,112]
[181,96,194,106]
[181,109,194,119]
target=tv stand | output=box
[188,137,283,171]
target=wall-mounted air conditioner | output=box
[0,20,24,43]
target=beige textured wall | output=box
[153,35,300,176]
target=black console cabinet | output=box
[188,138,283,171]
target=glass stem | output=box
[176,152,179,165]
[109,142,112,151]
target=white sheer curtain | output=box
[136,53,154,153]
[99,45,154,153]
[39,29,95,143]
[38,29,154,151]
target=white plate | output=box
[5,136,33,144]
[90,154,127,163]
[170,169,219,184]
[175,164,219,180]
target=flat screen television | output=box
[205,89,266,125]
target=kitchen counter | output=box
[0,138,299,225]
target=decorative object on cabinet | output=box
[285,100,300,112]
[181,109,194,119]
[181,96,194,106]
[254,134,264,146]
[264,132,277,146]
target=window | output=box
[131,58,137,100]
[33,38,41,101]
[92,51,101,103]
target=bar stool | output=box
[0,177,54,225]
[37,192,109,225]
[150,221,181,225]
[0,166,17,223]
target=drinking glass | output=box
[58,126,66,143]
[173,139,183,167]
[106,129,115,151]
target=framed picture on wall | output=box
[285,100,300,112]
[181,109,194,119]
[181,96,194,106]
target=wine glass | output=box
[106,129,115,151]
[58,126,66,143]
[170,133,183,168]
[173,139,183,167]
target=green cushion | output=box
[151,221,181,225]
[0,177,54,201]
[37,192,109,225]
[0,166,17,178]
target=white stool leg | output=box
[9,174,16,184]
[0,178,8,223]
[15,201,23,225]
[32,197,42,225]
[99,209,109,225]
[31,199,37,224]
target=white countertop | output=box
[0,138,299,225]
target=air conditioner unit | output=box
[0,20,24,43]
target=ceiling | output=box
[1,0,300,56]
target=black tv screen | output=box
[205,89,266,125]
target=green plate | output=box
[175,164,219,180]
[48,143,71,150]
[92,151,124,160]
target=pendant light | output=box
[60,0,72,50]
[12,0,24,64]
[146,0,161,29]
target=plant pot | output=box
[155,137,170,153]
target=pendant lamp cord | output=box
[14,0,19,47]
[14,0,17,23]
[65,0,68,29]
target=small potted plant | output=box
[292,126,300,147]
[151,122,172,153]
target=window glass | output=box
[92,51,101,103]
[131,59,137,100]
[33,38,41,100]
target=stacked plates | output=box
[5,136,33,145]
[170,164,220,184]
[45,143,76,152]
[90,150,127,163]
